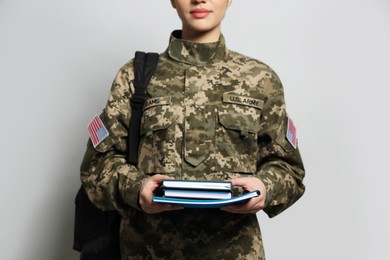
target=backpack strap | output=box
[127,51,159,165]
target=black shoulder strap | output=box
[127,51,159,165]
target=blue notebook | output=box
[153,190,260,208]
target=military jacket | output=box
[81,30,305,259]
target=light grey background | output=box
[1,0,389,259]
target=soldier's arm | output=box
[256,71,306,218]
[80,63,148,215]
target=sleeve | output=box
[256,70,305,218]
[80,62,148,216]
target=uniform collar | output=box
[167,30,227,66]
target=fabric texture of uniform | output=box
[80,30,305,259]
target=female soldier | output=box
[81,0,305,259]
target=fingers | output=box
[221,196,264,214]
[222,177,267,214]
[230,177,262,191]
[230,177,247,187]
[139,174,184,214]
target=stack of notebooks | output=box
[153,180,260,208]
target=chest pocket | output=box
[139,96,176,174]
[215,94,263,173]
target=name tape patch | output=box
[143,96,172,110]
[223,94,264,109]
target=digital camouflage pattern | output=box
[80,30,305,259]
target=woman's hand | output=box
[221,177,267,214]
[139,174,184,214]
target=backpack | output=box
[73,51,159,260]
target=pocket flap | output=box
[140,96,173,135]
[219,95,262,134]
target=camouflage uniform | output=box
[81,30,305,259]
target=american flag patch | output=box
[87,114,109,148]
[286,117,297,149]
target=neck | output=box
[181,27,221,43]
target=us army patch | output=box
[223,93,264,109]
[286,117,297,149]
